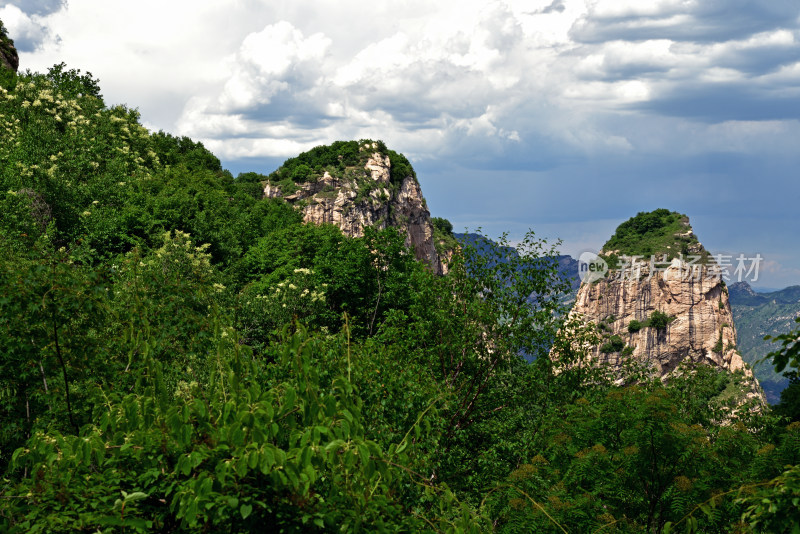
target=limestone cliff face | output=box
[569,210,763,402]
[264,142,442,273]
[436,247,455,276]
[575,262,745,375]
[0,20,19,73]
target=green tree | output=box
[2,322,487,532]
[0,240,110,467]
[496,376,765,533]
[376,231,576,498]
[649,310,672,330]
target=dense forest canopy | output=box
[1,61,799,533]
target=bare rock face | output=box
[364,152,391,184]
[576,262,745,375]
[568,210,764,403]
[437,246,456,275]
[264,142,442,273]
[393,176,439,270]
[0,19,19,73]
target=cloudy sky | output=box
[3,0,799,289]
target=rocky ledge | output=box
[263,141,443,273]
[568,210,765,404]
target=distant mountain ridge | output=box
[729,281,800,402]
[453,232,581,292]
[730,282,800,307]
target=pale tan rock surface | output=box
[575,261,746,375]
[567,213,765,403]
[264,144,442,273]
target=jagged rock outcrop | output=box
[568,210,764,402]
[264,141,442,273]
[436,247,455,275]
[576,261,745,374]
[0,19,19,73]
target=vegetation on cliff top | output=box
[269,139,416,188]
[432,216,459,255]
[601,208,709,268]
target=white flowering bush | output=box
[237,267,328,349]
[0,64,158,246]
[145,230,214,280]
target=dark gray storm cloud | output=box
[561,2,800,126]
[571,1,800,44]
[632,83,800,122]
[713,42,800,76]
[3,0,66,16]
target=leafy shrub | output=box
[386,149,415,185]
[432,217,453,235]
[4,327,447,532]
[236,171,269,183]
[237,267,328,350]
[150,131,222,173]
[600,335,626,353]
[289,163,312,182]
[628,319,643,333]
[649,310,672,330]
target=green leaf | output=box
[259,448,275,474]
[284,387,296,410]
[184,499,198,525]
[235,455,248,477]
[124,491,148,503]
[247,450,258,469]
[240,503,253,519]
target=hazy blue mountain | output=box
[454,233,581,291]
[729,281,800,402]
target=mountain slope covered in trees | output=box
[730,282,800,402]
[1,57,799,533]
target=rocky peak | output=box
[263,140,443,273]
[569,209,764,403]
[364,149,391,184]
[729,281,759,302]
[0,19,19,73]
